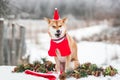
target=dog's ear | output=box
[44,17,51,24]
[62,17,67,23]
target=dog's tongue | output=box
[55,34,60,38]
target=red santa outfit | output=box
[48,35,71,57]
[48,8,71,57]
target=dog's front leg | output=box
[54,57,60,73]
[65,55,71,72]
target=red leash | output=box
[25,70,56,80]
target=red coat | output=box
[48,37,71,57]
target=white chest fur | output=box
[56,49,66,62]
[53,37,65,43]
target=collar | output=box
[52,34,66,41]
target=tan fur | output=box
[45,17,79,72]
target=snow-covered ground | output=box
[0,66,47,80]
[0,65,120,80]
[0,22,120,80]
[69,23,108,41]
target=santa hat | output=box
[25,70,56,80]
[53,8,60,20]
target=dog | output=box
[45,17,80,73]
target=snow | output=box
[78,42,120,65]
[67,75,120,80]
[69,23,108,41]
[15,19,48,31]
[0,18,4,21]
[0,66,47,80]
[0,66,120,80]
[1,22,120,80]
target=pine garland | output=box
[62,63,118,79]
[12,58,55,73]
[12,59,118,80]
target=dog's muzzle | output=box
[55,33,61,37]
[55,30,61,37]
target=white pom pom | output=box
[55,8,57,10]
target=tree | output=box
[0,0,10,17]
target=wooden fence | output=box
[0,19,26,65]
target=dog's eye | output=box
[59,25,62,27]
[52,26,56,28]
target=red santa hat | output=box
[25,70,56,80]
[53,8,60,20]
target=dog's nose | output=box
[56,30,60,33]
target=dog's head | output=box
[45,18,67,39]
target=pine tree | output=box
[0,0,10,17]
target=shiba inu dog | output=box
[45,8,79,73]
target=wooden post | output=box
[4,39,11,65]
[4,23,11,65]
[18,26,26,64]
[11,24,16,65]
[0,19,5,65]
